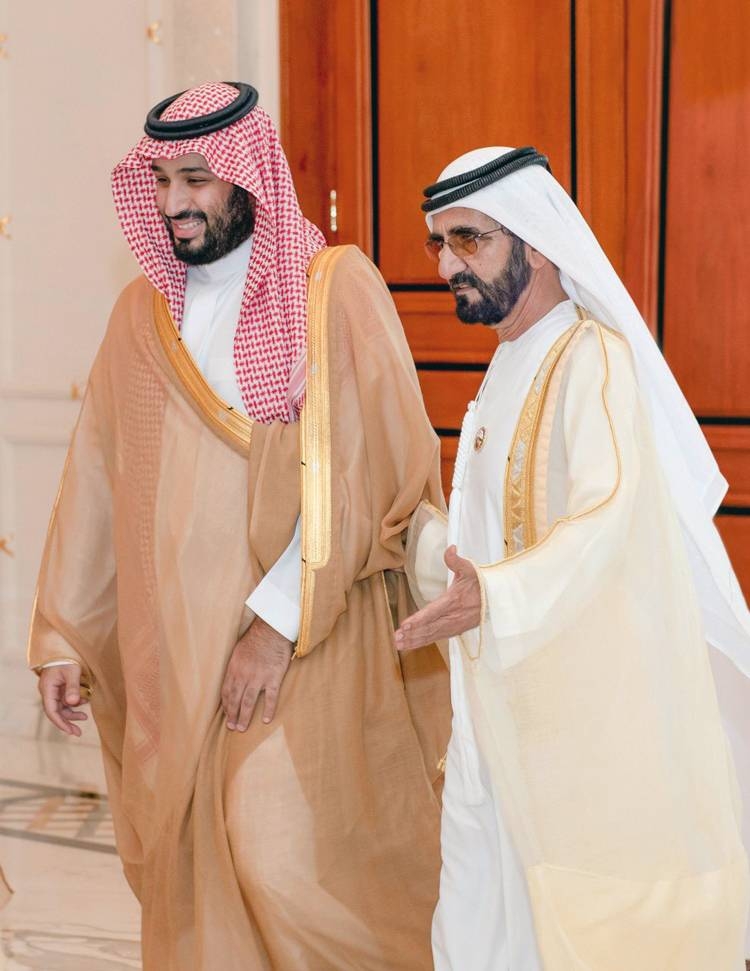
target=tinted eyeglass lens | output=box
[424,238,441,261]
[423,235,479,262]
[451,236,479,257]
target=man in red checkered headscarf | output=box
[28,81,450,969]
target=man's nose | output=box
[162,182,191,218]
[437,245,467,282]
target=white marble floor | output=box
[0,672,141,969]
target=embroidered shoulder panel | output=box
[503,317,590,555]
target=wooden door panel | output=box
[575,0,665,330]
[416,369,485,431]
[376,0,572,285]
[662,0,750,416]
[660,0,750,597]
[703,426,750,508]
[716,516,750,601]
[280,0,372,252]
[394,291,497,364]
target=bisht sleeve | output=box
[27,373,117,684]
[297,246,444,656]
[404,501,450,611]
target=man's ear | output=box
[525,243,548,271]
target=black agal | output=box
[144,82,259,141]
[422,147,550,213]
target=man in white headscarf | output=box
[395,146,750,971]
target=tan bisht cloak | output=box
[409,319,749,970]
[28,244,450,970]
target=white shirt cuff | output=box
[246,518,301,642]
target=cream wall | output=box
[238,1,281,128]
[0,0,281,740]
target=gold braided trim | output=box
[474,321,622,665]
[504,321,585,554]
[152,290,253,451]
[472,319,623,671]
[297,246,346,657]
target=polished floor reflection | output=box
[0,692,140,970]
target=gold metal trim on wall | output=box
[146,20,162,45]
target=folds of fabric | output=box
[298,245,445,655]
[28,246,450,970]
[407,322,749,970]
[424,147,750,702]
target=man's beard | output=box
[450,235,531,325]
[165,184,255,265]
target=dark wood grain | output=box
[662,0,750,414]
[376,0,572,285]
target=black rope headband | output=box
[421,147,550,212]
[144,82,259,141]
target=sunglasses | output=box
[424,225,509,262]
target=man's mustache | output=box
[167,210,207,224]
[449,271,482,292]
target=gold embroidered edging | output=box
[420,500,448,524]
[504,322,584,554]
[532,311,593,532]
[490,322,622,572]
[152,291,253,451]
[297,246,347,656]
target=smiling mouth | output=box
[170,218,205,240]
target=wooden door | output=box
[280,0,750,595]
[658,0,750,568]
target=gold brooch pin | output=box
[474,427,486,451]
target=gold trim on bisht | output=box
[153,290,253,451]
[504,306,590,554]
[297,246,347,657]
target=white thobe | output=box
[183,237,302,642]
[434,300,579,971]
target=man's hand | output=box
[221,617,294,731]
[38,663,89,737]
[395,546,482,653]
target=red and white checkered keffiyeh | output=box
[112,82,326,423]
